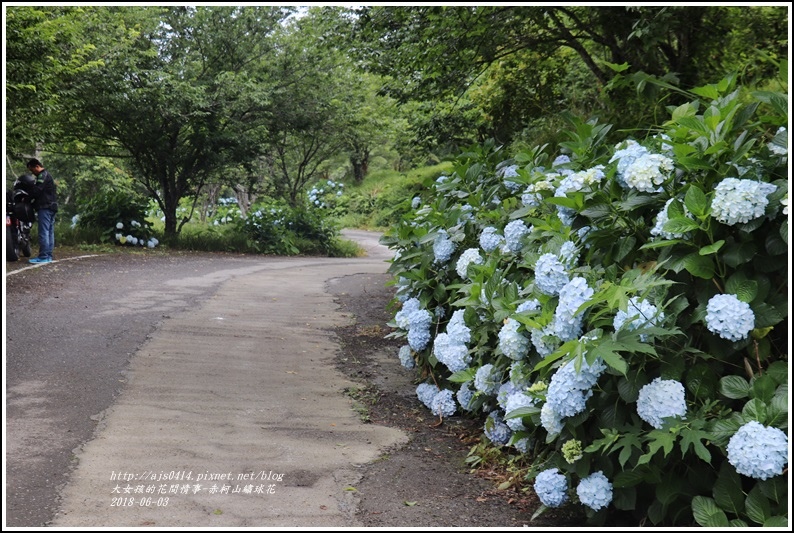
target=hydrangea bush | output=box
[380,75,788,526]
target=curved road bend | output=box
[5,230,407,527]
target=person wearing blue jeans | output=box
[26,158,58,263]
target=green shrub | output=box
[75,189,159,248]
[381,73,788,526]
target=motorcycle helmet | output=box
[15,173,36,192]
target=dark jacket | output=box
[33,169,58,211]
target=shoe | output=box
[29,257,52,264]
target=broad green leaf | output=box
[751,302,784,328]
[698,240,724,255]
[612,487,636,511]
[742,398,767,424]
[725,276,758,303]
[613,469,644,488]
[448,368,477,383]
[713,462,745,516]
[679,428,712,463]
[758,476,788,505]
[719,375,750,399]
[682,253,715,279]
[692,496,730,527]
[745,485,772,525]
[637,430,676,465]
[751,374,776,403]
[663,217,700,234]
[764,516,789,527]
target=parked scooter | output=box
[6,174,36,262]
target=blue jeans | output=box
[36,207,56,260]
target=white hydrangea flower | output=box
[711,178,777,226]
[705,293,755,342]
[636,378,687,429]
[455,248,484,278]
[498,318,530,361]
[727,421,788,480]
[650,197,694,240]
[623,153,674,193]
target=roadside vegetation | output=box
[6,4,788,527]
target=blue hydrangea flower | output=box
[559,241,579,267]
[577,471,613,511]
[531,326,559,357]
[457,382,475,411]
[430,389,457,418]
[546,356,606,418]
[609,140,649,188]
[535,253,569,296]
[479,226,504,253]
[408,323,431,351]
[433,230,456,263]
[636,378,687,429]
[398,345,415,369]
[499,163,521,191]
[516,299,541,313]
[727,421,788,480]
[416,382,440,409]
[711,178,777,226]
[623,153,674,193]
[484,411,512,445]
[446,310,470,344]
[534,468,569,508]
[705,293,755,342]
[650,197,693,240]
[767,126,787,156]
[498,318,530,361]
[497,381,520,410]
[513,437,531,454]
[456,247,484,278]
[540,402,564,435]
[614,296,664,342]
[503,220,530,253]
[553,154,571,167]
[504,391,537,431]
[433,332,470,373]
[474,364,502,396]
[551,277,593,342]
[395,297,421,329]
[521,177,556,208]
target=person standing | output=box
[26,158,58,263]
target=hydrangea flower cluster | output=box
[705,293,755,342]
[540,402,564,436]
[577,471,613,511]
[430,389,457,418]
[531,327,559,358]
[609,140,649,188]
[504,390,536,431]
[498,319,530,360]
[613,296,664,342]
[623,152,674,193]
[474,364,502,396]
[457,382,475,411]
[636,378,687,429]
[710,178,777,226]
[498,163,521,191]
[535,253,570,296]
[433,310,472,373]
[767,126,787,156]
[517,299,541,314]
[433,230,456,263]
[479,226,504,253]
[534,468,569,508]
[395,298,433,351]
[650,197,693,240]
[551,277,593,342]
[726,421,788,480]
[546,356,606,418]
[559,241,579,267]
[503,220,530,253]
[562,439,583,464]
[416,382,440,409]
[484,411,512,445]
[456,248,484,278]
[553,168,605,226]
[397,345,415,369]
[521,177,555,208]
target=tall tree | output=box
[55,6,294,236]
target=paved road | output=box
[4,230,406,528]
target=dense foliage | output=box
[380,75,788,526]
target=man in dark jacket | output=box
[26,158,58,263]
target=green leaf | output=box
[764,517,789,527]
[719,375,751,399]
[751,302,784,328]
[448,368,477,383]
[682,253,715,279]
[679,428,712,463]
[751,374,777,403]
[637,430,676,465]
[613,469,645,489]
[725,277,758,303]
[742,398,767,424]
[745,485,771,525]
[663,217,700,234]
[721,241,757,267]
[758,476,788,505]
[698,240,724,255]
[713,462,745,516]
[590,343,628,376]
[692,496,730,527]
